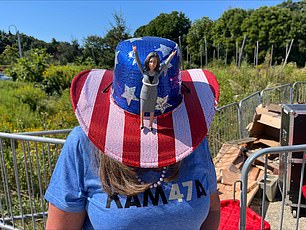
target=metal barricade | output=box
[260,84,292,106]
[16,129,72,137]
[0,132,65,230]
[240,144,306,230]
[292,82,306,104]
[238,91,261,139]
[208,82,305,157]
[208,102,240,157]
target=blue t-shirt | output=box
[45,126,217,230]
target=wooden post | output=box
[186,46,189,65]
[236,41,238,66]
[256,41,259,67]
[213,49,215,61]
[217,43,220,60]
[178,36,183,70]
[270,44,273,67]
[253,47,256,66]
[200,44,203,68]
[204,37,208,67]
[238,35,247,68]
[91,47,96,64]
[225,48,228,65]
[283,39,294,67]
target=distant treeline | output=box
[0,0,305,69]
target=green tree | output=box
[5,48,52,82]
[83,35,108,67]
[103,12,131,68]
[47,38,82,65]
[18,33,48,51]
[212,8,249,64]
[83,12,130,68]
[241,6,293,64]
[277,0,306,12]
[286,3,306,67]
[0,31,13,54]
[186,17,213,66]
[134,11,191,47]
[0,45,19,65]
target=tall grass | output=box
[1,63,305,132]
[0,81,77,133]
[209,62,306,106]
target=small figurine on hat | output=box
[132,45,177,131]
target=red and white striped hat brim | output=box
[71,69,219,168]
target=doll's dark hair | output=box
[144,52,161,72]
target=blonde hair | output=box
[99,153,181,196]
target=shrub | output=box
[0,81,43,132]
[15,84,47,112]
[5,48,51,83]
[42,65,91,95]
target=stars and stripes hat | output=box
[70,36,219,168]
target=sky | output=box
[0,0,287,44]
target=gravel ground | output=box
[249,191,306,230]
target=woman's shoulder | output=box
[65,126,94,155]
[182,138,212,168]
[68,126,89,142]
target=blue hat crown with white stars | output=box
[112,36,181,116]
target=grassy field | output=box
[209,62,306,106]
[0,62,305,132]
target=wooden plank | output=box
[221,168,241,185]
[254,138,280,147]
[218,184,237,201]
[257,113,281,129]
[255,165,274,175]
[226,137,257,145]
[248,121,265,137]
[218,183,260,207]
[214,143,242,180]
[256,106,280,116]
[248,166,261,181]
[213,143,241,164]
[267,103,282,113]
[247,180,258,193]
[228,163,240,173]
[233,155,245,170]
[234,179,258,192]
[246,151,279,174]
[247,185,259,206]
[255,105,266,115]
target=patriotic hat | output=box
[70,36,219,168]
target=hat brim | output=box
[71,69,219,168]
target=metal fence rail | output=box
[240,144,306,230]
[292,82,306,104]
[16,129,72,137]
[260,84,292,106]
[238,91,261,139]
[0,133,65,230]
[209,81,306,154]
[208,102,240,158]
